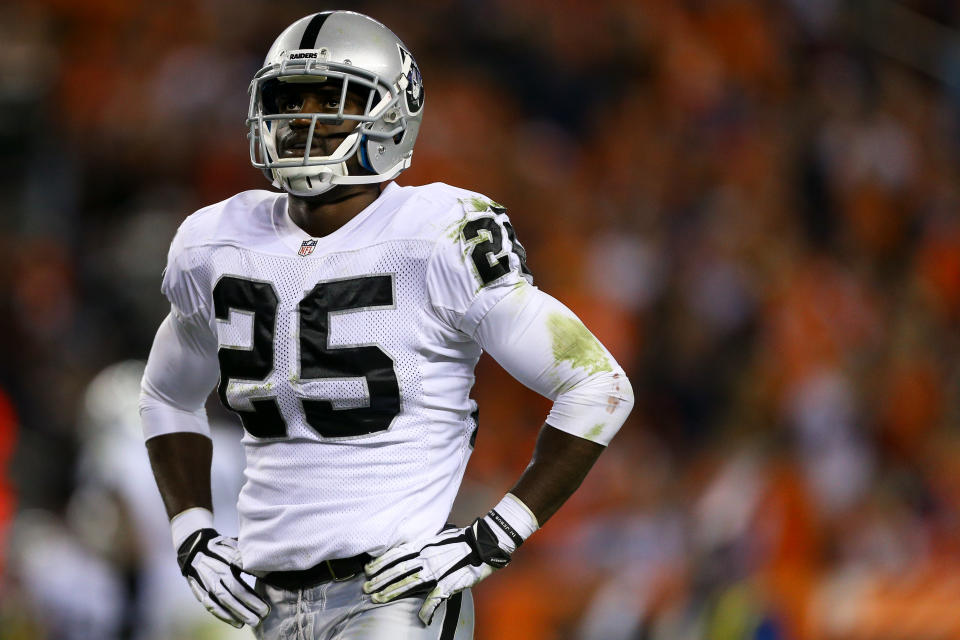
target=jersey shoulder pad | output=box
[163,190,282,320]
[386,182,508,243]
[174,189,283,251]
[420,183,532,334]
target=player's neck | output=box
[287,183,384,238]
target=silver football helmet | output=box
[246,11,424,196]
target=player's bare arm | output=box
[146,432,213,519]
[509,423,605,524]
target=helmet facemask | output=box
[247,55,413,197]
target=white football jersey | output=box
[160,182,533,571]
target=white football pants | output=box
[253,574,474,640]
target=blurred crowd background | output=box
[2,0,960,638]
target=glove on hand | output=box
[363,514,518,625]
[177,528,270,628]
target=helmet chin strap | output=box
[273,131,361,196]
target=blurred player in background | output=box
[10,360,248,640]
[140,10,633,639]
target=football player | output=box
[140,10,633,640]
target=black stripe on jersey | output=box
[440,592,463,639]
[299,12,333,49]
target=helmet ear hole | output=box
[359,135,373,171]
[393,130,405,145]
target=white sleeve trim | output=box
[473,282,634,445]
[140,400,211,441]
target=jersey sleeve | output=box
[161,223,211,324]
[473,281,634,445]
[425,197,534,336]
[139,312,220,440]
[142,222,218,440]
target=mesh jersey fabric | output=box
[158,182,531,571]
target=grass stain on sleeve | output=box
[467,196,489,211]
[547,313,612,376]
[444,213,471,241]
[464,196,505,213]
[585,423,606,441]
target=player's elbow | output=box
[139,375,212,441]
[546,367,634,446]
[610,368,634,418]
[597,368,634,436]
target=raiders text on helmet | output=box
[246,11,424,196]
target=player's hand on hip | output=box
[362,516,512,625]
[177,528,270,628]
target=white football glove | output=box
[177,528,270,628]
[363,514,519,625]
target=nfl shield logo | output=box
[299,239,317,257]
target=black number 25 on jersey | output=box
[212,275,400,440]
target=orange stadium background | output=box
[2,1,960,639]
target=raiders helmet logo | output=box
[398,45,423,113]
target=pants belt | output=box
[260,552,372,590]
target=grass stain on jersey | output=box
[450,196,507,242]
[496,279,531,306]
[445,214,471,241]
[585,423,606,442]
[547,313,612,376]
[446,197,501,241]
[510,279,529,297]
[468,196,488,211]
[463,196,505,213]
[465,196,490,212]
